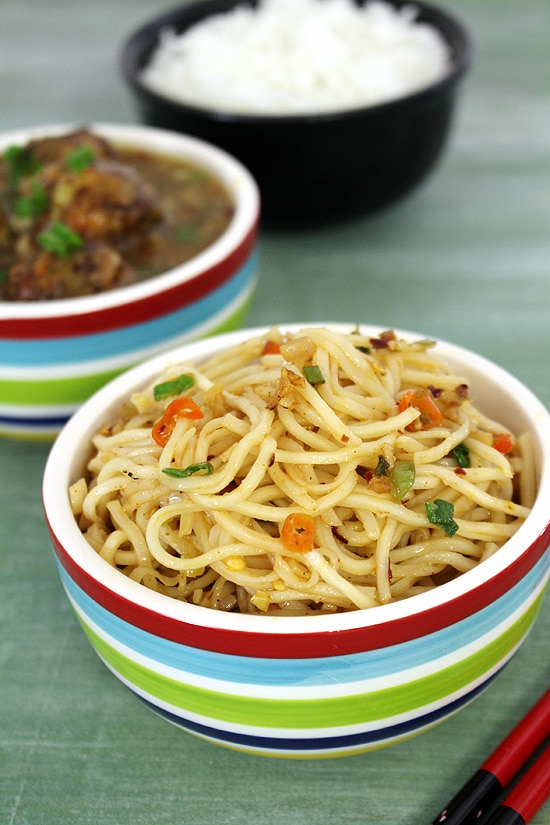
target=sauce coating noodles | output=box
[70,328,533,615]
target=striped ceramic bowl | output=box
[43,325,550,758]
[0,123,259,440]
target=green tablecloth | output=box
[1,1,548,822]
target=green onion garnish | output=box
[176,226,199,243]
[14,181,48,219]
[4,145,42,183]
[425,499,459,537]
[162,462,214,479]
[153,373,195,401]
[65,145,95,172]
[452,443,470,468]
[374,455,390,477]
[303,365,325,385]
[390,460,415,501]
[37,222,83,257]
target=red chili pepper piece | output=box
[397,390,444,429]
[280,513,315,554]
[152,396,203,447]
[397,389,417,413]
[493,433,514,455]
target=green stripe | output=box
[0,366,124,405]
[0,301,252,406]
[77,592,544,731]
[206,295,252,337]
[0,428,61,442]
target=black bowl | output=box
[121,0,472,228]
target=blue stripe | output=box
[57,553,548,688]
[134,673,501,753]
[1,251,257,366]
[0,412,70,428]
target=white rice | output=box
[140,0,451,116]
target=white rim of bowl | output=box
[0,122,260,318]
[43,323,550,635]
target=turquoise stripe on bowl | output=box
[57,553,548,690]
[1,252,257,366]
[75,596,539,734]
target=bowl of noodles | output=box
[43,324,550,757]
[0,122,259,440]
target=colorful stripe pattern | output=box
[54,553,548,758]
[0,248,258,439]
[48,516,550,659]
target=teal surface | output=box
[1,1,549,823]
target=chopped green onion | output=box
[153,373,195,401]
[162,462,214,479]
[176,226,199,243]
[374,455,390,477]
[14,181,48,219]
[37,222,83,257]
[65,145,95,172]
[351,329,371,354]
[4,145,42,183]
[452,443,470,468]
[425,499,459,537]
[390,460,415,501]
[303,365,325,385]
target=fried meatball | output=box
[26,128,117,166]
[51,161,163,251]
[3,240,135,300]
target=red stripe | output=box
[1,225,257,341]
[46,517,550,660]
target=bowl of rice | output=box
[0,122,259,440]
[43,323,550,757]
[121,0,472,226]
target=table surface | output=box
[1,1,549,823]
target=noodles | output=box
[70,327,534,615]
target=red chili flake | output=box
[341,434,350,444]
[331,526,348,544]
[454,467,467,476]
[370,337,390,349]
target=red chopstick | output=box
[430,688,550,825]
[483,743,550,825]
